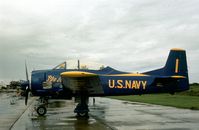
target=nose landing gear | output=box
[35,97,48,116]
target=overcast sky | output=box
[0,0,199,83]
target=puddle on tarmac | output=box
[48,101,67,108]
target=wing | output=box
[60,71,104,95]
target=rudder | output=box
[144,48,189,91]
[163,48,189,91]
[164,48,188,77]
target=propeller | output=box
[25,61,30,105]
[25,86,29,105]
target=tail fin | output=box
[163,48,189,91]
[164,48,188,77]
[145,48,189,91]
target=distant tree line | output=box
[190,83,199,86]
[9,81,21,89]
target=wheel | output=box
[37,106,47,116]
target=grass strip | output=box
[109,85,199,110]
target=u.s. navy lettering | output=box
[108,80,147,90]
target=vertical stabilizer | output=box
[144,48,189,91]
[164,48,188,77]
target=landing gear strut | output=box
[35,97,48,116]
[74,96,89,117]
[34,95,89,117]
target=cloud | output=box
[0,0,199,83]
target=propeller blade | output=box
[25,61,29,81]
[24,61,30,105]
[25,86,29,105]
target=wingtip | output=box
[170,48,185,51]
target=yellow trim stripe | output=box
[61,71,149,77]
[175,59,179,73]
[171,75,186,79]
[61,71,97,78]
[106,73,149,77]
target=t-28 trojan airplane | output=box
[22,48,189,117]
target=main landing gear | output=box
[74,96,89,117]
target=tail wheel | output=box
[37,106,47,116]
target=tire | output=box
[37,106,47,116]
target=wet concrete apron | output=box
[0,93,35,130]
[1,94,199,130]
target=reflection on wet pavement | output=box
[12,99,113,130]
[1,93,199,130]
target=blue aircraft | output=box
[22,48,189,117]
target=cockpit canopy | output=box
[52,60,106,70]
